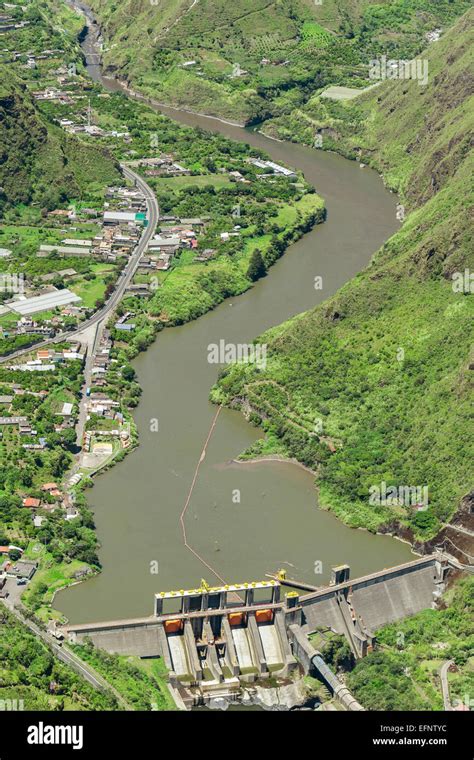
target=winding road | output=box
[73,165,159,449]
[0,165,159,700]
[0,165,159,366]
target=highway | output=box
[0,167,159,705]
[1,597,130,707]
[77,166,159,450]
[0,165,160,365]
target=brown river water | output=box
[55,6,413,623]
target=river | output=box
[55,4,414,623]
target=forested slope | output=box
[0,69,120,213]
[85,0,471,124]
[211,11,474,542]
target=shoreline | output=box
[230,455,421,555]
[109,78,248,129]
[49,1,439,619]
[72,0,248,128]
[231,454,318,477]
[41,5,329,618]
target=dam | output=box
[56,0,414,626]
[62,552,453,708]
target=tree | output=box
[122,365,135,382]
[246,249,266,282]
[58,428,77,451]
[322,635,355,671]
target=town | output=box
[0,0,471,732]
[0,0,323,625]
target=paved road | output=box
[440,659,454,710]
[1,596,130,705]
[0,165,160,366]
[72,166,159,456]
[0,170,156,709]
[74,322,100,448]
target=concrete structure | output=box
[103,211,142,224]
[288,624,364,710]
[65,579,296,705]
[63,554,455,709]
[6,289,82,316]
[2,559,37,579]
[39,245,92,256]
[0,416,28,426]
[62,239,93,247]
[154,579,280,616]
[249,157,297,178]
[148,235,181,249]
[297,554,448,658]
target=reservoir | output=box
[56,5,414,622]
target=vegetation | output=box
[0,68,119,214]
[212,11,474,540]
[247,249,266,281]
[0,607,118,710]
[321,634,355,673]
[346,577,474,710]
[0,361,102,620]
[71,642,175,710]
[0,0,470,715]
[0,0,324,613]
[87,0,472,125]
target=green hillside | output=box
[346,576,474,710]
[211,11,474,541]
[0,607,118,710]
[0,70,120,213]
[87,0,471,123]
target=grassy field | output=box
[70,277,106,307]
[152,174,231,190]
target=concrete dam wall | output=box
[66,617,165,657]
[64,556,450,671]
[61,555,454,709]
[299,555,447,636]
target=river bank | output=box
[54,2,415,625]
